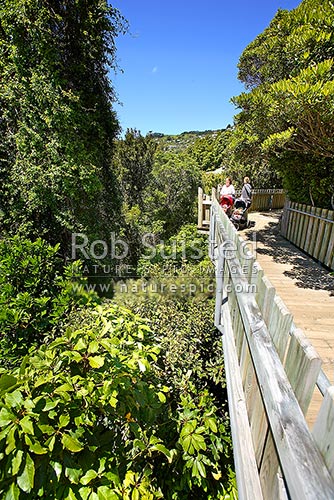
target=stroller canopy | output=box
[220,194,234,208]
[234,198,247,210]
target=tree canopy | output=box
[0,0,127,253]
[230,0,334,205]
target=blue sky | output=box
[111,0,301,136]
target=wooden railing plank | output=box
[313,387,334,479]
[218,299,264,500]
[325,217,334,268]
[281,203,334,270]
[284,328,322,415]
[319,209,332,264]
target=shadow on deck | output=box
[244,211,334,293]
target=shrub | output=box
[0,304,236,499]
[0,236,98,367]
[137,224,210,277]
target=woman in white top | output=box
[220,177,235,197]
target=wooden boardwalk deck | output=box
[244,210,334,428]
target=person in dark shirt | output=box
[241,176,252,208]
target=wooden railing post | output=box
[198,187,203,229]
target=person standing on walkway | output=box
[220,177,235,198]
[241,176,252,208]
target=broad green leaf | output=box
[97,486,119,500]
[100,339,119,350]
[180,420,197,437]
[54,383,73,394]
[206,417,217,433]
[151,443,171,459]
[25,435,48,455]
[52,461,62,479]
[64,487,78,500]
[196,459,206,478]
[38,424,55,435]
[191,460,199,479]
[89,493,99,500]
[69,351,84,363]
[133,439,146,451]
[109,395,117,408]
[46,435,56,451]
[192,434,206,452]
[20,416,34,435]
[5,427,16,455]
[59,414,70,428]
[34,375,53,388]
[88,340,100,354]
[4,482,20,500]
[62,434,84,452]
[78,486,91,500]
[157,392,166,403]
[17,453,35,493]
[104,471,121,485]
[124,471,135,488]
[12,449,24,475]
[5,390,24,408]
[131,489,140,500]
[65,466,82,484]
[74,338,87,351]
[43,399,59,411]
[88,356,105,368]
[80,469,98,485]
[0,375,17,394]
[181,435,194,454]
[0,408,16,426]
[195,426,206,434]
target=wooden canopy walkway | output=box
[205,189,334,499]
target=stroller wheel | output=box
[232,221,239,231]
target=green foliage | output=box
[113,130,203,269]
[112,224,236,498]
[186,129,233,172]
[238,1,334,89]
[0,303,236,499]
[202,172,231,193]
[0,236,98,368]
[113,129,157,268]
[137,224,209,276]
[0,0,127,253]
[230,0,334,205]
[146,151,201,238]
[152,130,222,154]
[114,129,157,210]
[0,304,166,498]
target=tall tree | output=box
[112,129,157,269]
[230,0,334,205]
[0,0,127,253]
[114,129,157,211]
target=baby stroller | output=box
[230,198,249,230]
[219,194,234,218]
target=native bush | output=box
[113,225,237,498]
[0,303,236,499]
[137,224,210,277]
[0,236,98,368]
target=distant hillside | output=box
[149,129,224,152]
